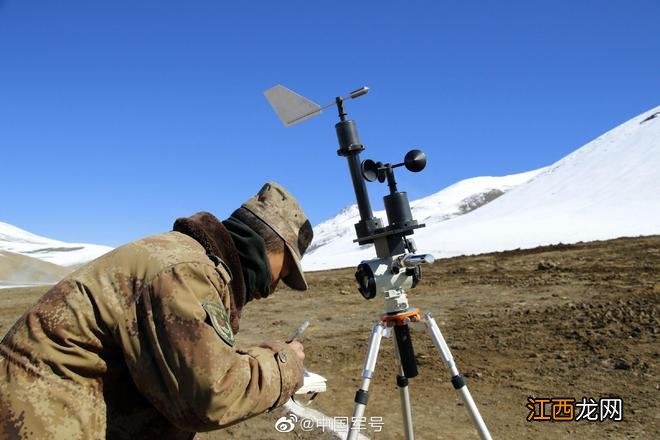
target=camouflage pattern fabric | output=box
[0,231,303,439]
[241,181,313,291]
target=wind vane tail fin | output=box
[264,85,321,127]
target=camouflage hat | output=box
[241,182,313,290]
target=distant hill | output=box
[0,222,112,268]
[0,223,113,287]
[0,250,72,287]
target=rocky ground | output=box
[1,236,658,439]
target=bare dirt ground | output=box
[1,236,658,439]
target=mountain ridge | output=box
[0,222,112,269]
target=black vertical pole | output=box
[335,99,382,241]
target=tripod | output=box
[347,306,492,440]
[263,84,493,439]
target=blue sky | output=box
[1,0,658,246]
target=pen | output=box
[286,320,310,343]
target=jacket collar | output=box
[173,212,246,333]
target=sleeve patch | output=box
[202,301,235,347]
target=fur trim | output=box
[173,212,246,333]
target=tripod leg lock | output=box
[396,374,409,388]
[451,374,466,390]
[354,389,369,405]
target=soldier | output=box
[0,181,314,439]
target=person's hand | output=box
[287,340,305,365]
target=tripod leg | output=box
[424,313,493,440]
[393,337,415,440]
[347,322,387,440]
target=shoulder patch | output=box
[202,301,235,347]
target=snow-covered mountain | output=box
[303,106,660,270]
[305,168,546,263]
[0,222,112,268]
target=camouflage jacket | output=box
[0,231,303,439]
